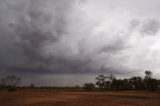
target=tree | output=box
[29,84,35,88]
[121,79,132,90]
[83,83,95,91]
[106,74,116,90]
[144,71,158,91]
[83,71,159,91]
[112,79,120,90]
[130,76,144,90]
[95,75,106,90]
[145,71,152,79]
[144,71,152,90]
[1,76,21,91]
[150,79,158,91]
[0,79,5,91]
[158,80,160,90]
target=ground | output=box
[0,90,160,106]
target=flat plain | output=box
[0,90,160,106]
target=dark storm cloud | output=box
[1,0,160,79]
[0,0,80,74]
[0,0,103,75]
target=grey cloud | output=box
[140,19,160,36]
[129,19,140,30]
[99,37,127,53]
[0,0,79,74]
[0,0,103,75]
[1,0,160,80]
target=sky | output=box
[0,0,160,86]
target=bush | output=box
[1,76,21,92]
[7,86,17,92]
[83,83,95,91]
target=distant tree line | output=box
[1,71,160,92]
[83,71,160,91]
[0,76,21,91]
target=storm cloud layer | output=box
[0,0,160,79]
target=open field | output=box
[0,90,160,106]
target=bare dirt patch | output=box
[0,90,160,106]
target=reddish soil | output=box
[0,90,160,106]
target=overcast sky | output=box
[0,0,160,86]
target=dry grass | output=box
[0,90,160,106]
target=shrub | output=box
[83,83,95,91]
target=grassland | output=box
[0,90,160,106]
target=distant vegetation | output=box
[83,83,95,91]
[0,71,160,92]
[83,71,160,91]
[0,75,21,91]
